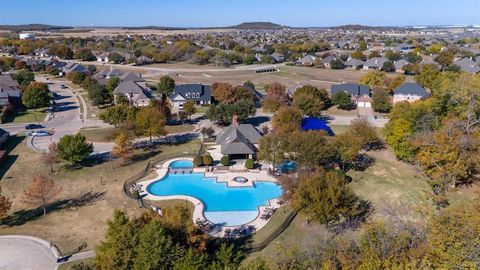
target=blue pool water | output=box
[169,160,194,169]
[147,173,283,226]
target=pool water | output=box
[147,173,283,226]
[169,160,194,169]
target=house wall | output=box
[393,94,422,104]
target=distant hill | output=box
[229,22,286,30]
[0,24,73,32]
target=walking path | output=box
[0,235,59,270]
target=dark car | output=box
[25,124,45,130]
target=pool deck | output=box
[137,157,283,237]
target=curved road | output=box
[0,236,58,270]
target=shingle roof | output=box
[393,83,428,97]
[215,124,261,155]
[364,57,388,68]
[453,58,480,73]
[0,74,19,88]
[113,81,147,95]
[171,84,212,102]
[345,58,364,66]
[331,83,371,97]
[119,72,144,82]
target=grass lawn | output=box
[326,106,358,116]
[250,205,294,247]
[165,124,195,134]
[0,138,201,254]
[196,106,209,114]
[4,108,48,124]
[79,127,118,142]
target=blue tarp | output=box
[300,117,334,136]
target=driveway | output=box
[0,236,59,270]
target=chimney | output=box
[232,115,239,127]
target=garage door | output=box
[358,102,365,107]
[364,102,372,108]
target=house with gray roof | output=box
[394,59,409,73]
[345,58,364,70]
[113,81,152,107]
[0,74,21,108]
[393,82,428,104]
[62,62,90,75]
[170,84,212,109]
[453,58,480,74]
[296,55,317,66]
[331,83,372,107]
[215,116,262,159]
[363,57,389,70]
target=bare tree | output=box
[0,187,11,218]
[44,142,57,173]
[23,175,61,216]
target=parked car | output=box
[31,130,52,137]
[25,124,45,130]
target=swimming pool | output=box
[169,160,194,169]
[147,173,283,226]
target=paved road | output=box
[0,76,111,153]
[0,236,58,270]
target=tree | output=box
[381,61,395,72]
[330,59,346,69]
[368,51,381,59]
[44,142,57,173]
[206,99,256,125]
[258,132,288,171]
[292,169,365,225]
[48,44,73,59]
[133,220,183,270]
[349,118,381,150]
[351,50,365,60]
[106,77,120,95]
[66,71,86,85]
[71,263,94,270]
[200,127,214,141]
[88,84,109,106]
[56,134,94,166]
[23,175,60,216]
[211,244,242,270]
[288,130,336,169]
[135,107,166,143]
[212,82,236,104]
[385,50,401,61]
[427,201,480,268]
[183,101,196,119]
[22,82,51,121]
[434,50,455,67]
[99,105,131,127]
[15,60,27,70]
[383,118,414,160]
[157,75,175,99]
[245,158,254,169]
[13,69,34,85]
[332,132,363,171]
[414,64,440,90]
[74,49,96,61]
[193,156,203,166]
[332,91,353,110]
[95,210,138,270]
[113,131,133,165]
[0,187,11,218]
[359,71,386,88]
[272,106,302,133]
[220,156,230,166]
[292,85,330,117]
[385,75,406,92]
[108,52,125,64]
[202,155,213,166]
[372,88,392,113]
[192,49,209,64]
[262,82,288,112]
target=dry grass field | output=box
[0,135,201,254]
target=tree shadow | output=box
[330,199,372,234]
[0,135,25,180]
[0,191,105,226]
[245,116,270,127]
[352,154,376,172]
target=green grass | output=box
[327,106,358,116]
[196,106,209,114]
[4,108,48,123]
[250,205,294,246]
[79,127,118,142]
[165,124,195,134]
[58,257,94,270]
[329,125,350,135]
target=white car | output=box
[30,130,52,137]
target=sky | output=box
[1,0,479,27]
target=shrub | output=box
[220,155,230,166]
[203,155,213,166]
[193,156,203,166]
[245,158,254,169]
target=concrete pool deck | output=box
[137,157,283,237]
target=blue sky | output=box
[1,0,479,27]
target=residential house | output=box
[393,83,428,104]
[271,52,285,63]
[453,58,480,74]
[95,53,109,62]
[345,58,364,70]
[296,55,317,66]
[363,57,389,70]
[393,44,416,53]
[394,59,409,73]
[170,84,212,109]
[62,62,90,75]
[113,81,152,107]
[135,56,154,66]
[287,81,308,98]
[0,74,21,108]
[331,83,372,107]
[215,116,262,159]
[322,55,336,68]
